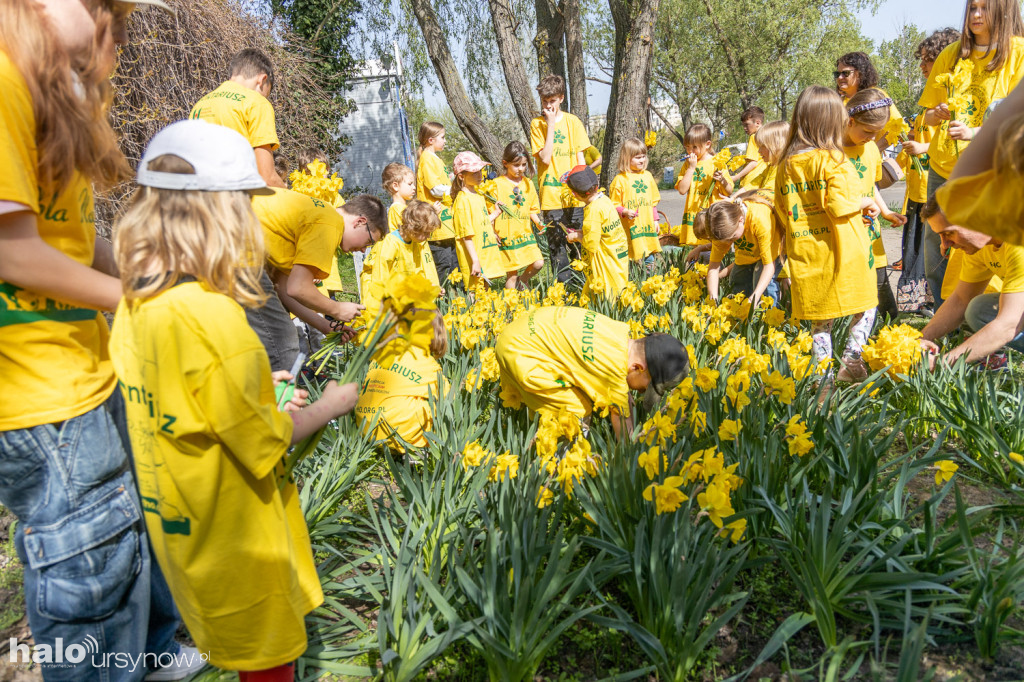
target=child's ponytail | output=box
[450,173,465,202]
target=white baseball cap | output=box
[136,120,269,192]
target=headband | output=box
[847,97,894,116]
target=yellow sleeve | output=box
[609,174,627,207]
[530,118,546,155]
[420,153,448,195]
[999,246,1024,293]
[196,347,294,480]
[569,114,591,154]
[0,55,37,208]
[526,179,540,215]
[709,241,730,263]
[247,95,279,150]
[581,206,602,254]
[959,249,996,285]
[650,172,661,206]
[919,42,958,108]
[453,193,474,238]
[293,212,341,279]
[369,237,397,291]
[824,158,863,219]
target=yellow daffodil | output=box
[762,308,786,327]
[1009,452,1024,466]
[536,486,554,508]
[697,479,735,528]
[637,446,667,480]
[721,518,747,543]
[489,452,519,481]
[718,418,742,441]
[934,460,958,485]
[861,324,923,380]
[694,367,720,391]
[643,476,689,514]
[762,370,796,404]
[644,130,657,147]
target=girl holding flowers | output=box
[843,88,908,324]
[670,124,732,247]
[610,137,662,263]
[919,0,1024,306]
[773,86,879,384]
[451,151,504,289]
[489,141,545,290]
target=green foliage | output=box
[876,23,929,120]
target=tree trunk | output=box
[699,0,752,111]
[602,0,660,187]
[563,0,589,131]
[488,0,537,141]
[534,0,566,85]
[410,0,504,166]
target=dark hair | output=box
[958,0,1024,71]
[916,28,961,63]
[343,194,387,240]
[502,140,534,174]
[836,52,878,91]
[921,195,941,221]
[741,106,765,123]
[537,74,565,99]
[229,49,274,91]
[684,123,712,147]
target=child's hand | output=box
[903,140,929,155]
[272,371,308,412]
[471,259,482,277]
[626,209,638,219]
[685,153,698,170]
[321,380,359,418]
[948,120,973,141]
[860,197,880,219]
[918,339,940,370]
[712,170,726,183]
[542,102,559,123]
[565,229,581,243]
[884,211,908,227]
[334,301,365,322]
[933,103,951,121]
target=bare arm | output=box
[537,108,557,165]
[289,380,359,444]
[732,160,758,181]
[270,269,334,335]
[255,145,286,188]
[587,153,601,170]
[461,237,482,277]
[946,290,1024,364]
[0,211,122,311]
[751,261,776,302]
[706,261,722,302]
[285,264,364,321]
[921,279,987,342]
[92,237,119,277]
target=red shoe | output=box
[891,259,903,271]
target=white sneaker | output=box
[144,645,208,681]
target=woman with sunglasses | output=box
[835,51,905,152]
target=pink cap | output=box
[453,151,490,174]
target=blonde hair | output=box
[382,162,414,194]
[846,88,891,127]
[430,311,448,358]
[996,112,1024,175]
[692,190,773,242]
[114,155,266,308]
[754,121,790,165]
[0,0,129,193]
[417,121,445,164]
[781,85,846,161]
[617,137,648,174]
[684,124,712,147]
[399,200,440,242]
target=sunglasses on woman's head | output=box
[834,69,855,79]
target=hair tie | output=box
[847,97,894,116]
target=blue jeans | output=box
[924,167,949,310]
[729,260,781,304]
[964,293,1024,353]
[0,390,179,681]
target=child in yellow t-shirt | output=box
[355,311,448,450]
[489,141,545,289]
[109,120,360,677]
[671,123,732,246]
[735,106,766,188]
[365,200,441,310]
[362,163,418,295]
[416,121,457,285]
[451,151,504,289]
[843,88,908,323]
[694,190,781,306]
[609,137,662,262]
[190,49,284,188]
[565,165,630,301]
[773,86,879,383]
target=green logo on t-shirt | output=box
[850,156,867,179]
[632,179,648,194]
[554,130,567,145]
[693,167,707,183]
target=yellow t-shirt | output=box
[774,149,876,320]
[354,345,442,449]
[364,232,439,310]
[676,158,731,245]
[739,133,768,190]
[494,306,629,419]
[844,141,887,269]
[416,149,455,241]
[453,190,503,285]
[108,282,320,670]
[580,194,630,301]
[941,247,1003,299]
[904,112,934,205]
[530,112,591,211]
[489,175,543,271]
[744,163,777,192]
[359,241,381,301]
[251,188,343,279]
[938,168,1024,248]
[387,201,406,232]
[709,198,780,267]
[584,145,602,177]
[0,50,116,430]
[958,242,1024,293]
[190,80,279,150]
[609,170,662,260]
[919,38,1024,178]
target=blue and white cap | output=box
[136,120,268,192]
